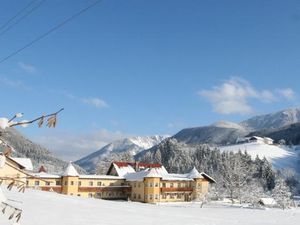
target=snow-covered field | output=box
[220,143,299,170]
[1,187,300,225]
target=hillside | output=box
[0,128,85,174]
[240,108,300,131]
[172,108,300,146]
[75,135,168,173]
[219,142,299,171]
[1,187,300,225]
[248,123,300,145]
[172,123,248,145]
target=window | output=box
[46,182,50,186]
[133,194,136,199]
[77,194,81,197]
[162,194,167,199]
[144,183,148,187]
[155,194,159,200]
[149,183,153,187]
[178,183,181,188]
[35,181,40,186]
[170,194,175,199]
[102,183,106,186]
[78,181,81,186]
[170,183,174,188]
[138,194,141,199]
[162,183,166,188]
[64,181,67,186]
[89,181,93,186]
[155,183,159,187]
[88,193,93,198]
[56,181,61,186]
[145,194,148,200]
[97,182,101,186]
[70,181,74,185]
[149,194,153,200]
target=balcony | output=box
[160,187,193,192]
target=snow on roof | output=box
[113,163,136,177]
[11,158,33,171]
[31,172,61,179]
[79,175,125,180]
[200,172,216,183]
[187,167,203,179]
[264,137,274,142]
[62,162,79,177]
[250,136,264,141]
[125,166,196,181]
[259,198,277,205]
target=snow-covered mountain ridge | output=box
[75,135,169,173]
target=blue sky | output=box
[1,0,300,160]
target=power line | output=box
[0,0,47,37]
[0,0,37,31]
[0,0,101,65]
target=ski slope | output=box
[1,187,300,225]
[220,142,299,170]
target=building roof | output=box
[259,198,277,205]
[31,172,61,179]
[62,162,79,177]
[11,158,33,171]
[187,167,204,179]
[108,162,163,177]
[114,162,162,169]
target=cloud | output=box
[81,97,109,108]
[199,77,295,115]
[18,62,37,74]
[0,76,31,90]
[32,129,128,161]
[277,88,296,100]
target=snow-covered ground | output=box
[220,143,299,171]
[1,187,300,225]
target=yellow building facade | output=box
[25,162,215,203]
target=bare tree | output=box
[0,109,63,224]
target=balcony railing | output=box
[160,187,193,192]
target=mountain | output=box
[75,135,169,173]
[0,127,85,174]
[172,121,248,145]
[248,123,300,145]
[240,108,300,131]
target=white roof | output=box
[124,166,194,182]
[12,158,33,171]
[187,167,204,179]
[114,163,136,177]
[62,162,79,177]
[31,172,61,179]
[260,198,277,205]
[251,136,264,141]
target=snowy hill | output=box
[172,124,248,145]
[0,128,85,174]
[240,108,300,131]
[172,108,300,146]
[219,142,299,171]
[75,135,169,173]
[1,187,300,225]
